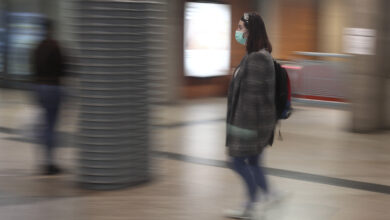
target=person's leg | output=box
[46,86,61,165]
[232,156,258,209]
[39,85,61,174]
[36,85,51,165]
[44,100,59,165]
[248,154,288,208]
[247,154,269,193]
[43,107,53,165]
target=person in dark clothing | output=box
[32,20,66,175]
[224,12,280,219]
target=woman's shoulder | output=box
[246,49,273,64]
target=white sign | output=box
[343,28,376,55]
[184,2,231,77]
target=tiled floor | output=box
[0,89,389,220]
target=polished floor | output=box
[0,89,389,220]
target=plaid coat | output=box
[226,49,276,157]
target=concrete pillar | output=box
[164,0,182,103]
[66,0,167,190]
[0,1,5,76]
[7,0,41,13]
[317,0,348,55]
[255,0,282,58]
[348,0,388,132]
[382,1,390,129]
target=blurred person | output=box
[224,12,277,219]
[31,19,66,175]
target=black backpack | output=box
[273,60,292,140]
[274,60,292,120]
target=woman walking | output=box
[225,12,276,219]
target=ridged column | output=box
[66,0,166,190]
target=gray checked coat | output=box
[226,49,276,157]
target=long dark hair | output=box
[241,12,272,54]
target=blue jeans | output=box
[36,84,62,165]
[231,154,268,208]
